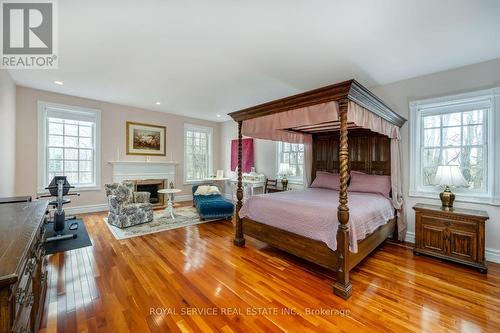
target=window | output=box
[277,142,304,182]
[410,88,500,204]
[38,102,101,192]
[184,124,213,182]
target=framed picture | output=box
[126,121,166,156]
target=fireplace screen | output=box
[137,184,160,204]
[130,179,167,208]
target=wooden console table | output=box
[413,203,488,272]
[0,200,48,333]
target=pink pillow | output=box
[349,172,391,198]
[311,171,341,190]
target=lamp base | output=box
[439,186,455,209]
[281,178,288,191]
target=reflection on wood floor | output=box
[39,209,500,333]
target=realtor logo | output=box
[1,0,57,68]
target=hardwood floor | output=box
[39,208,500,333]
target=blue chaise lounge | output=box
[192,185,234,220]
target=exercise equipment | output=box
[39,176,80,243]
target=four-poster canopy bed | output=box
[228,79,406,299]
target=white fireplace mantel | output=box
[108,160,178,183]
[108,160,179,165]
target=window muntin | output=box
[409,88,500,205]
[184,125,212,182]
[421,109,487,192]
[46,117,96,186]
[38,102,101,192]
[277,142,304,180]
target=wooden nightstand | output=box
[413,203,489,273]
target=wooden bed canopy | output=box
[228,79,406,299]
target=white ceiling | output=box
[8,0,500,122]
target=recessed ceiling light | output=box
[216,114,221,118]
[54,80,64,85]
[155,101,161,105]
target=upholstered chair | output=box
[104,181,154,228]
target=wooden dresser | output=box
[413,203,488,272]
[0,201,48,333]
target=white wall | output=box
[370,58,500,262]
[0,70,16,197]
[15,86,222,208]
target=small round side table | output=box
[158,188,182,219]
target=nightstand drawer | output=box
[420,213,477,232]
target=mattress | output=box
[238,187,395,253]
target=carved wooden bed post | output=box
[233,120,246,246]
[333,99,353,299]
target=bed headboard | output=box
[311,129,391,180]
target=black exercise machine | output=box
[39,176,80,243]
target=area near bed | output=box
[228,79,407,299]
[239,188,395,253]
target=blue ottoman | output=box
[192,185,234,220]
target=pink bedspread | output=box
[239,188,395,253]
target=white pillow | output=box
[207,186,221,195]
[194,185,210,196]
[194,185,221,196]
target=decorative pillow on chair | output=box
[349,172,391,198]
[310,171,341,190]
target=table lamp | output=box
[278,163,291,190]
[433,165,468,209]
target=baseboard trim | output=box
[404,231,500,263]
[486,248,500,264]
[405,231,416,244]
[64,204,108,215]
[176,194,193,202]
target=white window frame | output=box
[183,123,213,184]
[409,87,500,205]
[37,101,102,193]
[276,141,304,184]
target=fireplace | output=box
[129,179,167,209]
[109,161,178,209]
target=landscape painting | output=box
[126,122,166,156]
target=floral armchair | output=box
[104,181,154,228]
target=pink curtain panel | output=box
[231,138,254,172]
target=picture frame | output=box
[126,121,167,156]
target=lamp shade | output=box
[433,165,468,187]
[278,163,291,176]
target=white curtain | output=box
[391,137,406,241]
[303,134,313,186]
